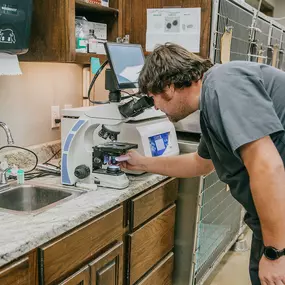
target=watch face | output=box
[265,247,279,260]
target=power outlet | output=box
[51,105,60,129]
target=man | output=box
[121,43,285,285]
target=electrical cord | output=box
[0,145,38,173]
[121,90,132,95]
[88,60,110,104]
[43,149,61,165]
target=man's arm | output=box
[121,151,214,178]
[240,136,285,249]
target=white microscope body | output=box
[61,103,179,189]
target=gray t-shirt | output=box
[198,61,285,239]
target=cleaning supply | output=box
[17,169,25,185]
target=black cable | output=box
[0,145,38,173]
[43,149,61,165]
[121,90,131,95]
[44,162,60,169]
[88,60,110,104]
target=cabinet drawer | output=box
[129,205,176,285]
[0,257,30,285]
[58,266,90,285]
[40,206,123,285]
[136,252,174,285]
[130,178,178,229]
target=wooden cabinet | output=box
[130,178,178,229]
[129,205,176,285]
[136,253,174,285]
[90,242,123,285]
[20,0,123,64]
[0,257,30,285]
[0,178,178,285]
[59,266,90,285]
[39,206,123,285]
[123,0,212,58]
[59,242,123,285]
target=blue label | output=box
[149,132,169,157]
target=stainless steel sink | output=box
[0,183,85,214]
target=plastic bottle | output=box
[17,169,25,185]
[87,29,97,53]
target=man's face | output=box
[149,84,200,123]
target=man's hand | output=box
[120,150,147,171]
[241,136,285,284]
[259,255,285,284]
[119,150,214,177]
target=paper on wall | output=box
[146,8,201,52]
[0,53,22,76]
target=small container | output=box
[17,169,25,185]
[87,29,97,53]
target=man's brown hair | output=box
[139,43,213,95]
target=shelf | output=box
[75,0,119,15]
[76,53,107,64]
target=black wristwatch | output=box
[264,246,285,260]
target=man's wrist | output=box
[141,156,151,172]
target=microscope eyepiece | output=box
[118,96,154,118]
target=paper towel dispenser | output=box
[0,0,33,55]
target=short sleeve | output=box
[198,136,211,159]
[205,74,284,156]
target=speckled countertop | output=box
[0,173,168,267]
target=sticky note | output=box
[91,57,101,74]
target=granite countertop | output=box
[0,172,168,267]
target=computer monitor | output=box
[104,42,145,89]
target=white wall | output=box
[273,0,285,26]
[0,62,83,147]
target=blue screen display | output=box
[149,132,169,157]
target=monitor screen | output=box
[104,42,145,89]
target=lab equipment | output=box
[61,42,179,189]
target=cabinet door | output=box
[89,242,123,285]
[0,258,30,285]
[129,205,176,285]
[59,266,90,285]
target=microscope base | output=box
[92,172,129,189]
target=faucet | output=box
[0,122,14,145]
[0,167,12,185]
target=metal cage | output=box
[174,138,243,285]
[211,0,285,70]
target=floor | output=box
[204,229,252,285]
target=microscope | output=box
[61,42,179,189]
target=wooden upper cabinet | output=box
[123,0,212,58]
[20,0,123,64]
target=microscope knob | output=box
[74,165,90,179]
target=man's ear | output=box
[163,84,175,101]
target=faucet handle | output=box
[0,167,11,185]
[0,171,7,185]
